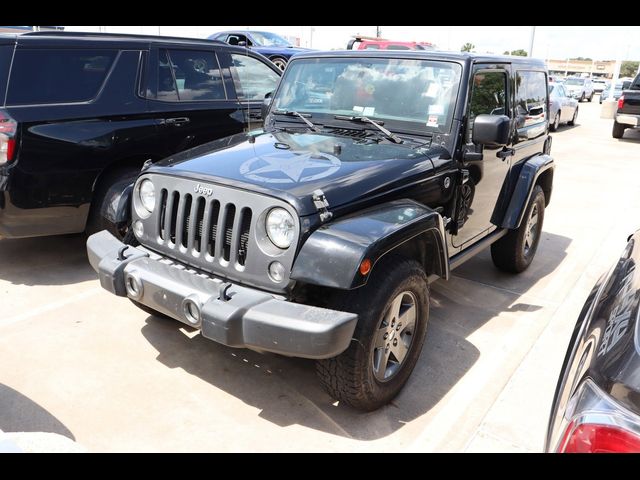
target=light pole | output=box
[529,26,536,57]
[376,26,381,38]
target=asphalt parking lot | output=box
[1,98,640,452]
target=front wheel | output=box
[579,93,585,102]
[491,185,545,273]
[568,107,578,126]
[316,257,429,411]
[588,92,594,102]
[270,56,287,71]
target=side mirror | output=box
[261,91,273,119]
[472,114,510,146]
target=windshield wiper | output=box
[272,110,321,133]
[334,115,403,144]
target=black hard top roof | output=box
[290,49,547,68]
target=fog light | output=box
[133,220,144,238]
[268,261,285,283]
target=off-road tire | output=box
[491,185,545,273]
[316,257,429,411]
[612,121,626,139]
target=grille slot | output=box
[237,208,252,266]
[327,127,373,139]
[222,204,236,262]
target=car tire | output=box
[612,121,626,139]
[550,111,560,131]
[316,256,429,411]
[270,56,287,71]
[588,92,594,102]
[491,185,545,273]
[86,166,140,240]
[568,107,578,126]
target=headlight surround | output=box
[134,178,155,219]
[266,208,295,249]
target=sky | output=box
[66,26,640,61]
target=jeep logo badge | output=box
[194,184,213,196]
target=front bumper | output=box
[87,231,358,359]
[616,114,640,127]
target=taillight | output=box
[0,110,17,165]
[559,423,640,453]
[618,95,625,110]
[550,380,640,453]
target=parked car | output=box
[546,230,640,452]
[87,50,554,411]
[548,82,579,131]
[0,31,281,240]
[563,77,595,102]
[208,31,309,71]
[346,35,436,50]
[600,78,633,104]
[591,78,608,93]
[612,72,640,138]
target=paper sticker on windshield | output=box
[429,104,444,115]
[427,115,439,127]
[425,83,440,98]
[353,105,364,113]
[363,107,375,116]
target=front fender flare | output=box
[290,199,448,290]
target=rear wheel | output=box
[612,121,626,139]
[588,92,594,102]
[491,185,545,273]
[316,257,429,411]
[550,111,560,131]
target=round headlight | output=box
[266,208,295,249]
[138,179,155,213]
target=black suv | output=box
[0,31,281,239]
[88,51,554,410]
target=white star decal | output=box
[239,151,341,184]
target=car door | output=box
[218,50,281,131]
[453,63,513,247]
[557,85,572,122]
[146,44,245,158]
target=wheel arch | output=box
[290,200,449,290]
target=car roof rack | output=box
[22,30,225,45]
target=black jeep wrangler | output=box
[87,51,554,411]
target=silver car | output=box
[548,82,579,131]
[563,77,595,102]
[591,78,608,93]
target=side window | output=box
[469,70,507,117]
[230,54,280,100]
[158,49,226,102]
[364,44,380,49]
[7,49,117,105]
[227,34,248,46]
[557,85,566,97]
[515,71,547,129]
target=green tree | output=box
[620,61,640,77]
[461,42,475,52]
[503,49,528,56]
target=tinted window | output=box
[159,49,226,101]
[230,54,279,100]
[364,44,380,49]
[516,71,547,128]
[8,49,117,105]
[469,71,507,117]
[387,45,411,50]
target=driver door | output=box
[453,64,512,248]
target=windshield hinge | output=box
[312,189,333,223]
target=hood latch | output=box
[312,189,333,223]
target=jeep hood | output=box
[149,130,440,217]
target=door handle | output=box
[165,117,190,126]
[496,147,515,160]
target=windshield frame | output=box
[269,55,463,137]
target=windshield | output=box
[271,57,461,133]
[251,31,291,47]
[564,78,585,86]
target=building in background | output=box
[547,59,616,78]
[0,26,64,34]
